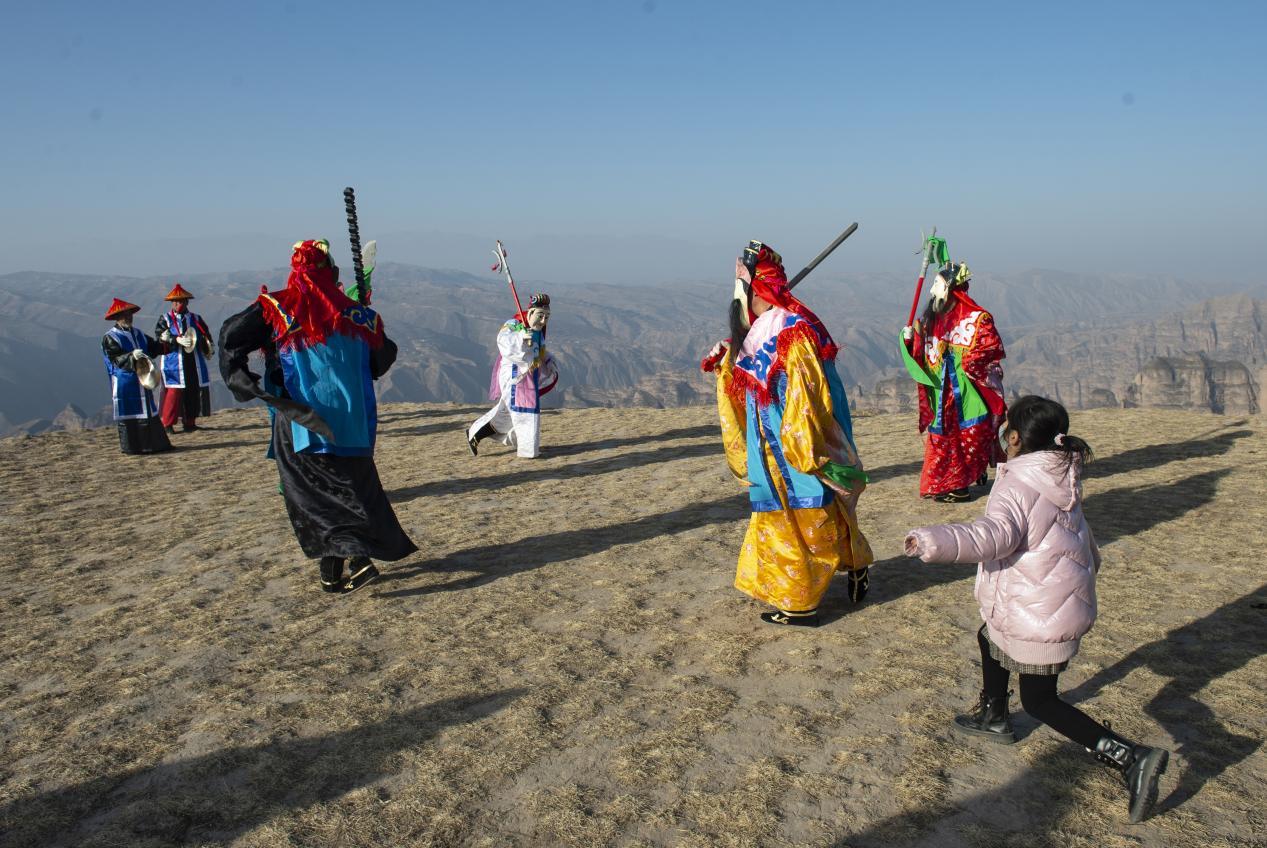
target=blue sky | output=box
[1,0,1264,283]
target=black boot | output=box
[344,556,380,593]
[467,422,497,456]
[1093,729,1169,823]
[953,689,1016,743]
[319,556,346,594]
[847,566,870,604]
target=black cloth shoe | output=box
[933,489,973,503]
[466,428,480,456]
[1093,730,1170,823]
[976,471,989,487]
[165,425,176,435]
[343,557,380,593]
[760,610,819,627]
[847,567,870,604]
[953,689,1016,743]
[319,556,346,594]
[182,423,199,432]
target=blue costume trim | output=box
[103,326,158,420]
[271,307,382,457]
[745,370,832,512]
[928,351,988,435]
[160,311,210,389]
[509,363,542,414]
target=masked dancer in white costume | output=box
[466,292,558,459]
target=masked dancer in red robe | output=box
[900,263,1007,502]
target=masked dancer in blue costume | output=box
[218,239,416,594]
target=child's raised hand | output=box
[904,533,921,557]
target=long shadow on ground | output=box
[0,690,524,848]
[374,496,750,598]
[546,425,718,458]
[385,420,474,439]
[172,439,264,453]
[377,406,486,423]
[1084,467,1233,546]
[387,439,721,503]
[1085,427,1252,481]
[1066,583,1266,814]
[829,585,1267,846]
[865,459,925,482]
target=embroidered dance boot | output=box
[319,556,346,594]
[953,689,1016,743]
[847,567,870,604]
[344,556,380,593]
[760,608,819,627]
[933,488,973,503]
[1092,726,1170,823]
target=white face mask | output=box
[929,272,952,312]
[526,307,550,330]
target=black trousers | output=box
[977,625,1105,749]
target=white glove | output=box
[131,348,147,361]
[901,326,913,341]
[707,340,729,360]
[160,330,173,343]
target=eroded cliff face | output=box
[999,295,1264,415]
[1124,355,1259,415]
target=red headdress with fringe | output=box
[257,239,383,350]
[727,243,839,407]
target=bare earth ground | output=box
[0,404,1263,848]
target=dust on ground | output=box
[0,404,1263,847]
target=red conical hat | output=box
[104,298,140,320]
[164,283,194,301]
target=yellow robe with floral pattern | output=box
[717,337,873,613]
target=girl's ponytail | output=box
[1007,395,1093,474]
[1052,431,1093,474]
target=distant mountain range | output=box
[0,265,1262,436]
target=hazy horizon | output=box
[0,229,1260,292]
[3,1,1264,286]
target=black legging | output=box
[977,625,1105,749]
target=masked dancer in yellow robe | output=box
[701,241,873,626]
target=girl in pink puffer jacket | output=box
[904,395,1169,823]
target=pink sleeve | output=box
[909,488,1027,564]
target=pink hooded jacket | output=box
[908,451,1102,666]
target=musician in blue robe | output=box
[101,298,173,455]
[155,283,213,433]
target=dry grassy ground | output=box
[0,404,1263,847]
